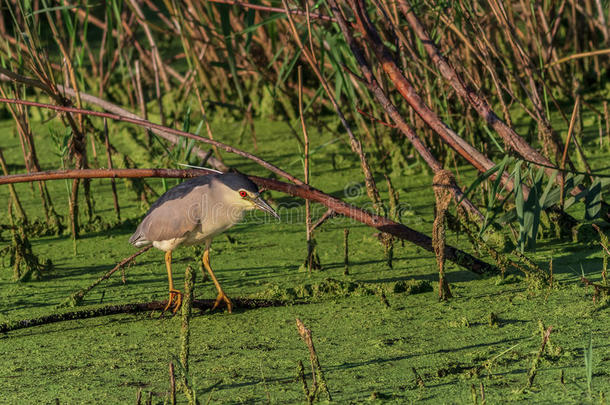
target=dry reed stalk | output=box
[299,66,320,273]
[103,119,121,221]
[134,60,151,146]
[282,0,383,212]
[169,362,176,405]
[0,148,27,222]
[128,0,171,92]
[0,84,59,225]
[559,96,581,208]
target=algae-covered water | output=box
[0,117,609,404]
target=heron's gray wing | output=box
[145,175,216,215]
[130,177,215,245]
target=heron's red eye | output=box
[239,190,247,198]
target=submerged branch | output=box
[0,298,288,333]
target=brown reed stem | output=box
[103,119,121,221]
[0,148,27,222]
[299,65,320,273]
[282,0,383,211]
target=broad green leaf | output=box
[460,157,512,205]
[585,178,602,220]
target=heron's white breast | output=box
[152,237,187,251]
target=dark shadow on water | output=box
[433,336,526,355]
[328,354,415,372]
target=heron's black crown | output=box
[219,172,259,194]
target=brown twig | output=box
[310,208,336,233]
[65,245,152,306]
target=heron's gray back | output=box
[129,173,254,247]
[129,176,216,245]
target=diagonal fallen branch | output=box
[0,168,498,274]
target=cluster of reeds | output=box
[0,0,608,282]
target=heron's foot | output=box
[163,289,183,314]
[212,291,233,313]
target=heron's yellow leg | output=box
[163,250,182,313]
[202,246,233,313]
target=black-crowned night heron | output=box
[129,172,279,313]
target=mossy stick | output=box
[169,362,176,405]
[527,324,553,388]
[433,171,453,300]
[343,228,349,275]
[297,360,314,404]
[300,65,312,274]
[180,265,195,373]
[296,318,331,401]
[299,65,321,274]
[179,265,198,404]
